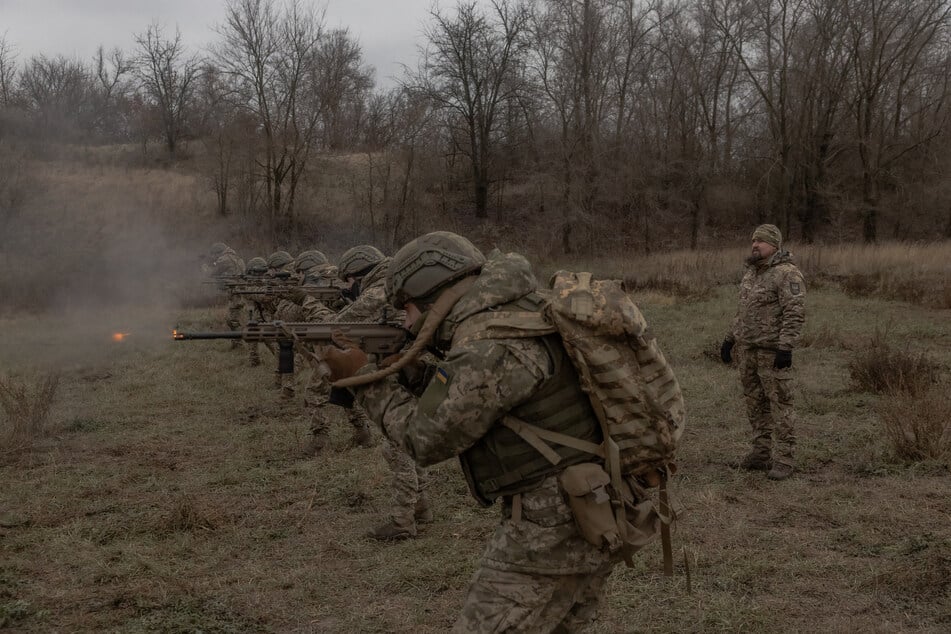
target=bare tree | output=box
[18,54,97,140]
[842,0,951,242]
[0,35,17,107]
[214,0,344,230]
[411,0,531,219]
[133,23,202,156]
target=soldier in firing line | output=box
[328,245,432,541]
[243,256,269,367]
[265,250,297,397]
[720,223,806,481]
[323,232,621,631]
[202,242,245,350]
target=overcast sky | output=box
[0,0,447,87]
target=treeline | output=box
[3,0,951,252]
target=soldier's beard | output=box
[745,252,764,265]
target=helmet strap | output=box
[333,275,477,389]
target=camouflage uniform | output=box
[205,244,245,349]
[352,246,617,631]
[726,249,806,471]
[304,258,394,454]
[265,251,298,397]
[330,257,430,537]
[243,256,269,367]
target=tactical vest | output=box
[454,294,602,506]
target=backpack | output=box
[453,270,684,571]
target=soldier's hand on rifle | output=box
[322,330,369,381]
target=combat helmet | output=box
[209,242,232,257]
[387,231,485,309]
[338,245,385,280]
[266,250,294,271]
[295,249,329,273]
[245,257,268,275]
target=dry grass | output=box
[1,278,950,632]
[878,385,951,465]
[848,329,943,395]
[0,372,59,450]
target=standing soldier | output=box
[720,224,805,481]
[323,232,620,631]
[203,242,245,350]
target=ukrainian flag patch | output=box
[435,367,451,384]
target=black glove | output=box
[328,386,355,409]
[720,339,734,364]
[774,349,792,369]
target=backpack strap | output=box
[501,415,604,464]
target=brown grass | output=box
[2,281,950,632]
[878,385,951,465]
[848,330,943,395]
[0,372,59,449]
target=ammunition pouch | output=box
[559,462,663,561]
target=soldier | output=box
[324,232,619,632]
[720,223,806,481]
[332,245,431,541]
[266,250,298,398]
[301,246,388,457]
[203,242,245,350]
[243,256,269,367]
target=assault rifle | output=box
[172,320,407,373]
[229,284,343,302]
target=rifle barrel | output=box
[172,331,242,340]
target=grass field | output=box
[1,259,950,632]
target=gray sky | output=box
[0,0,443,87]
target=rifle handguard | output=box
[332,276,477,389]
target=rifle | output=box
[229,284,343,302]
[172,321,407,374]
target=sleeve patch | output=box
[790,282,802,295]
[435,367,451,384]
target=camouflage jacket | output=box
[332,258,402,323]
[353,252,610,575]
[727,251,806,351]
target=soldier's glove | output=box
[321,330,369,381]
[774,349,792,369]
[328,386,355,409]
[720,339,734,364]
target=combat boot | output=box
[736,451,772,472]
[349,421,373,448]
[767,462,795,481]
[414,496,434,524]
[366,519,416,541]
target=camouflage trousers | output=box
[226,299,244,351]
[454,563,614,633]
[304,375,372,438]
[453,475,617,633]
[739,346,797,466]
[381,437,429,533]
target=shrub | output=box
[0,372,59,448]
[878,385,951,464]
[848,331,941,396]
[842,273,879,298]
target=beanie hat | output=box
[752,224,782,249]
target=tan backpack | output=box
[452,271,685,571]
